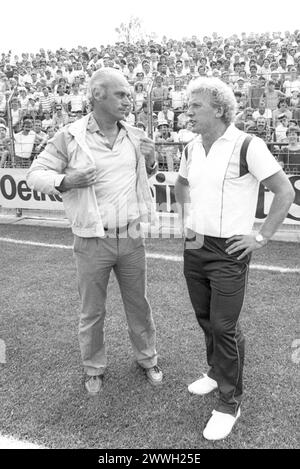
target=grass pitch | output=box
[0,224,299,449]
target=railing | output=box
[6,86,17,167]
[154,141,300,175]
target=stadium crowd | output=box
[1,29,300,173]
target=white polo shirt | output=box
[179,124,281,237]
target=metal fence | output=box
[1,70,300,175]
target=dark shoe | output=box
[145,365,163,386]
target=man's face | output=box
[98,76,131,121]
[0,128,6,138]
[158,124,169,135]
[187,91,218,135]
[143,63,150,73]
[257,118,266,128]
[176,62,183,73]
[279,101,287,110]
[259,101,266,111]
[287,130,298,143]
[136,72,144,81]
[34,121,42,132]
[23,120,33,132]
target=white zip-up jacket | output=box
[27,113,156,237]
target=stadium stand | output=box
[1,29,300,174]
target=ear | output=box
[215,107,224,118]
[92,87,105,102]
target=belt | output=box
[103,223,130,235]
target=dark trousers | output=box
[184,236,251,416]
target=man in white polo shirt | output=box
[27,68,163,396]
[175,77,295,441]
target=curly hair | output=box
[187,77,237,125]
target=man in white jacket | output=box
[27,68,163,395]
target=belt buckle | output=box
[104,223,129,237]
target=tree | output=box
[115,16,145,44]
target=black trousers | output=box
[184,235,251,416]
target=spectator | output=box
[176,106,190,130]
[10,97,22,130]
[272,99,293,127]
[18,87,29,113]
[288,90,300,109]
[282,67,300,97]
[152,75,169,112]
[0,92,7,114]
[67,83,86,113]
[54,84,70,112]
[260,57,272,79]
[157,100,174,129]
[0,140,10,167]
[247,116,275,142]
[275,113,290,142]
[136,100,150,131]
[252,99,272,124]
[263,79,286,111]
[0,72,8,93]
[41,110,54,130]
[45,126,56,140]
[234,91,247,112]
[124,62,136,86]
[32,119,48,156]
[278,125,300,173]
[124,104,136,126]
[52,104,69,129]
[0,123,11,166]
[233,76,249,95]
[132,81,146,114]
[235,107,255,131]
[14,118,38,167]
[154,120,179,171]
[39,86,55,114]
[248,75,266,109]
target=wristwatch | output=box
[255,233,268,246]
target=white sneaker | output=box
[203,407,241,441]
[188,374,218,395]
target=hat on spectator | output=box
[286,125,300,135]
[237,77,245,81]
[157,120,169,127]
[277,113,287,120]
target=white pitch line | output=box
[0,433,46,449]
[0,237,299,274]
[0,237,72,250]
